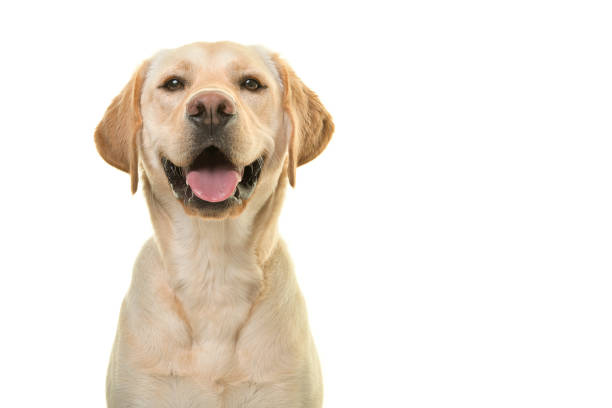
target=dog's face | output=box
[142,43,284,218]
[95,42,333,219]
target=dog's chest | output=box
[153,245,263,379]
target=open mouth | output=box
[161,146,263,211]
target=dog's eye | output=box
[241,78,262,91]
[162,78,185,91]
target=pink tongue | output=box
[186,168,241,203]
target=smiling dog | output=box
[95,42,333,407]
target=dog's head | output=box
[95,42,333,219]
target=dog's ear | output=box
[272,55,334,187]
[94,60,149,194]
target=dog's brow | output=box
[227,60,252,73]
[160,60,194,77]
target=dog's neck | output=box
[142,173,287,294]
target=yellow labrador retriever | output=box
[95,42,333,407]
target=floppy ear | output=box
[272,55,334,187]
[94,60,149,194]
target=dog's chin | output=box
[161,146,264,219]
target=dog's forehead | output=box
[149,42,280,84]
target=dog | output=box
[95,42,334,407]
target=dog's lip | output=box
[160,148,264,206]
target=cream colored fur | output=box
[95,42,333,407]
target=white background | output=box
[1,0,611,407]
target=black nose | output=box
[186,91,236,128]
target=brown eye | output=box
[241,78,261,91]
[162,77,184,91]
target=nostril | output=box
[218,101,235,116]
[218,103,227,116]
[187,101,205,117]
